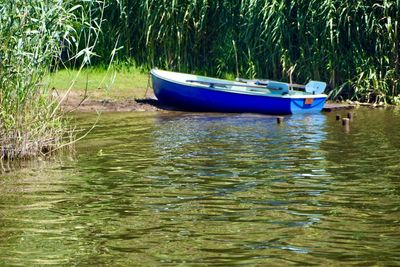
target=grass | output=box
[48,66,150,100]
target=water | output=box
[1,108,400,266]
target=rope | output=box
[144,72,151,98]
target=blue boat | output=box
[151,69,327,115]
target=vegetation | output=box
[91,0,399,103]
[49,65,149,99]
[1,1,67,159]
[0,0,102,160]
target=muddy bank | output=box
[59,91,164,112]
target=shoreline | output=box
[59,90,394,113]
[59,91,163,112]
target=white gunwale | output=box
[151,69,327,99]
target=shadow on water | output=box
[0,109,399,265]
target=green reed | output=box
[0,0,102,160]
[92,0,399,103]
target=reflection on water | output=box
[0,109,399,265]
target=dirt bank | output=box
[59,91,163,112]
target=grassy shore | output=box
[48,66,394,113]
[48,66,150,100]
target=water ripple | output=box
[0,110,399,265]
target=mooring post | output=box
[277,117,284,124]
[342,118,350,126]
[336,114,341,121]
[347,112,353,120]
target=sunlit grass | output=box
[48,66,150,99]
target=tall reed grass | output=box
[94,0,399,103]
[0,0,102,160]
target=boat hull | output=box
[151,70,327,115]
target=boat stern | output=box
[289,95,327,114]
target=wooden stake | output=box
[347,112,353,120]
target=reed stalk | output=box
[0,0,103,160]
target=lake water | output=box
[1,108,400,265]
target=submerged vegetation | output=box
[94,0,399,103]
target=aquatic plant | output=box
[92,0,399,103]
[0,0,103,160]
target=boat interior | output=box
[153,69,326,96]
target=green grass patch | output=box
[48,66,151,99]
